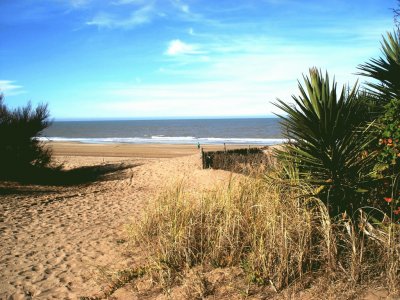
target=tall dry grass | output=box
[129,175,400,295]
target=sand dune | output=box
[0,144,233,299]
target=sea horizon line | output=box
[52,115,279,122]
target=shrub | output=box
[358,32,400,216]
[0,94,52,179]
[358,32,400,170]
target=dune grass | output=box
[126,174,400,297]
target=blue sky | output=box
[0,0,396,120]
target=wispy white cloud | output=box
[94,81,289,118]
[153,28,388,117]
[82,13,391,118]
[180,4,189,13]
[83,0,219,30]
[3,0,393,120]
[161,18,391,80]
[0,80,25,96]
[170,0,190,13]
[165,39,203,56]
[112,0,147,5]
[86,4,154,28]
[69,0,91,8]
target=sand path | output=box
[0,154,231,299]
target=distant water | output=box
[42,118,285,145]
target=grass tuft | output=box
[126,175,400,297]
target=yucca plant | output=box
[274,68,376,215]
[358,31,400,106]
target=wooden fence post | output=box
[201,148,205,169]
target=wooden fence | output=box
[201,147,274,174]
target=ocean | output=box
[42,118,285,145]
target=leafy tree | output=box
[0,94,52,179]
[274,69,376,215]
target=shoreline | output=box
[46,141,266,159]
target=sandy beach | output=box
[0,142,239,299]
[49,142,256,158]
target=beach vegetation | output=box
[0,94,138,186]
[273,69,376,216]
[120,176,400,298]
[357,31,400,225]
[0,94,52,180]
[270,30,400,218]
[358,31,400,174]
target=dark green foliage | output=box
[274,69,376,215]
[358,32,400,105]
[358,32,400,172]
[376,98,400,167]
[358,32,400,217]
[0,94,52,179]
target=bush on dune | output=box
[0,95,134,186]
[0,94,52,180]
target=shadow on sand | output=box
[0,163,139,195]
